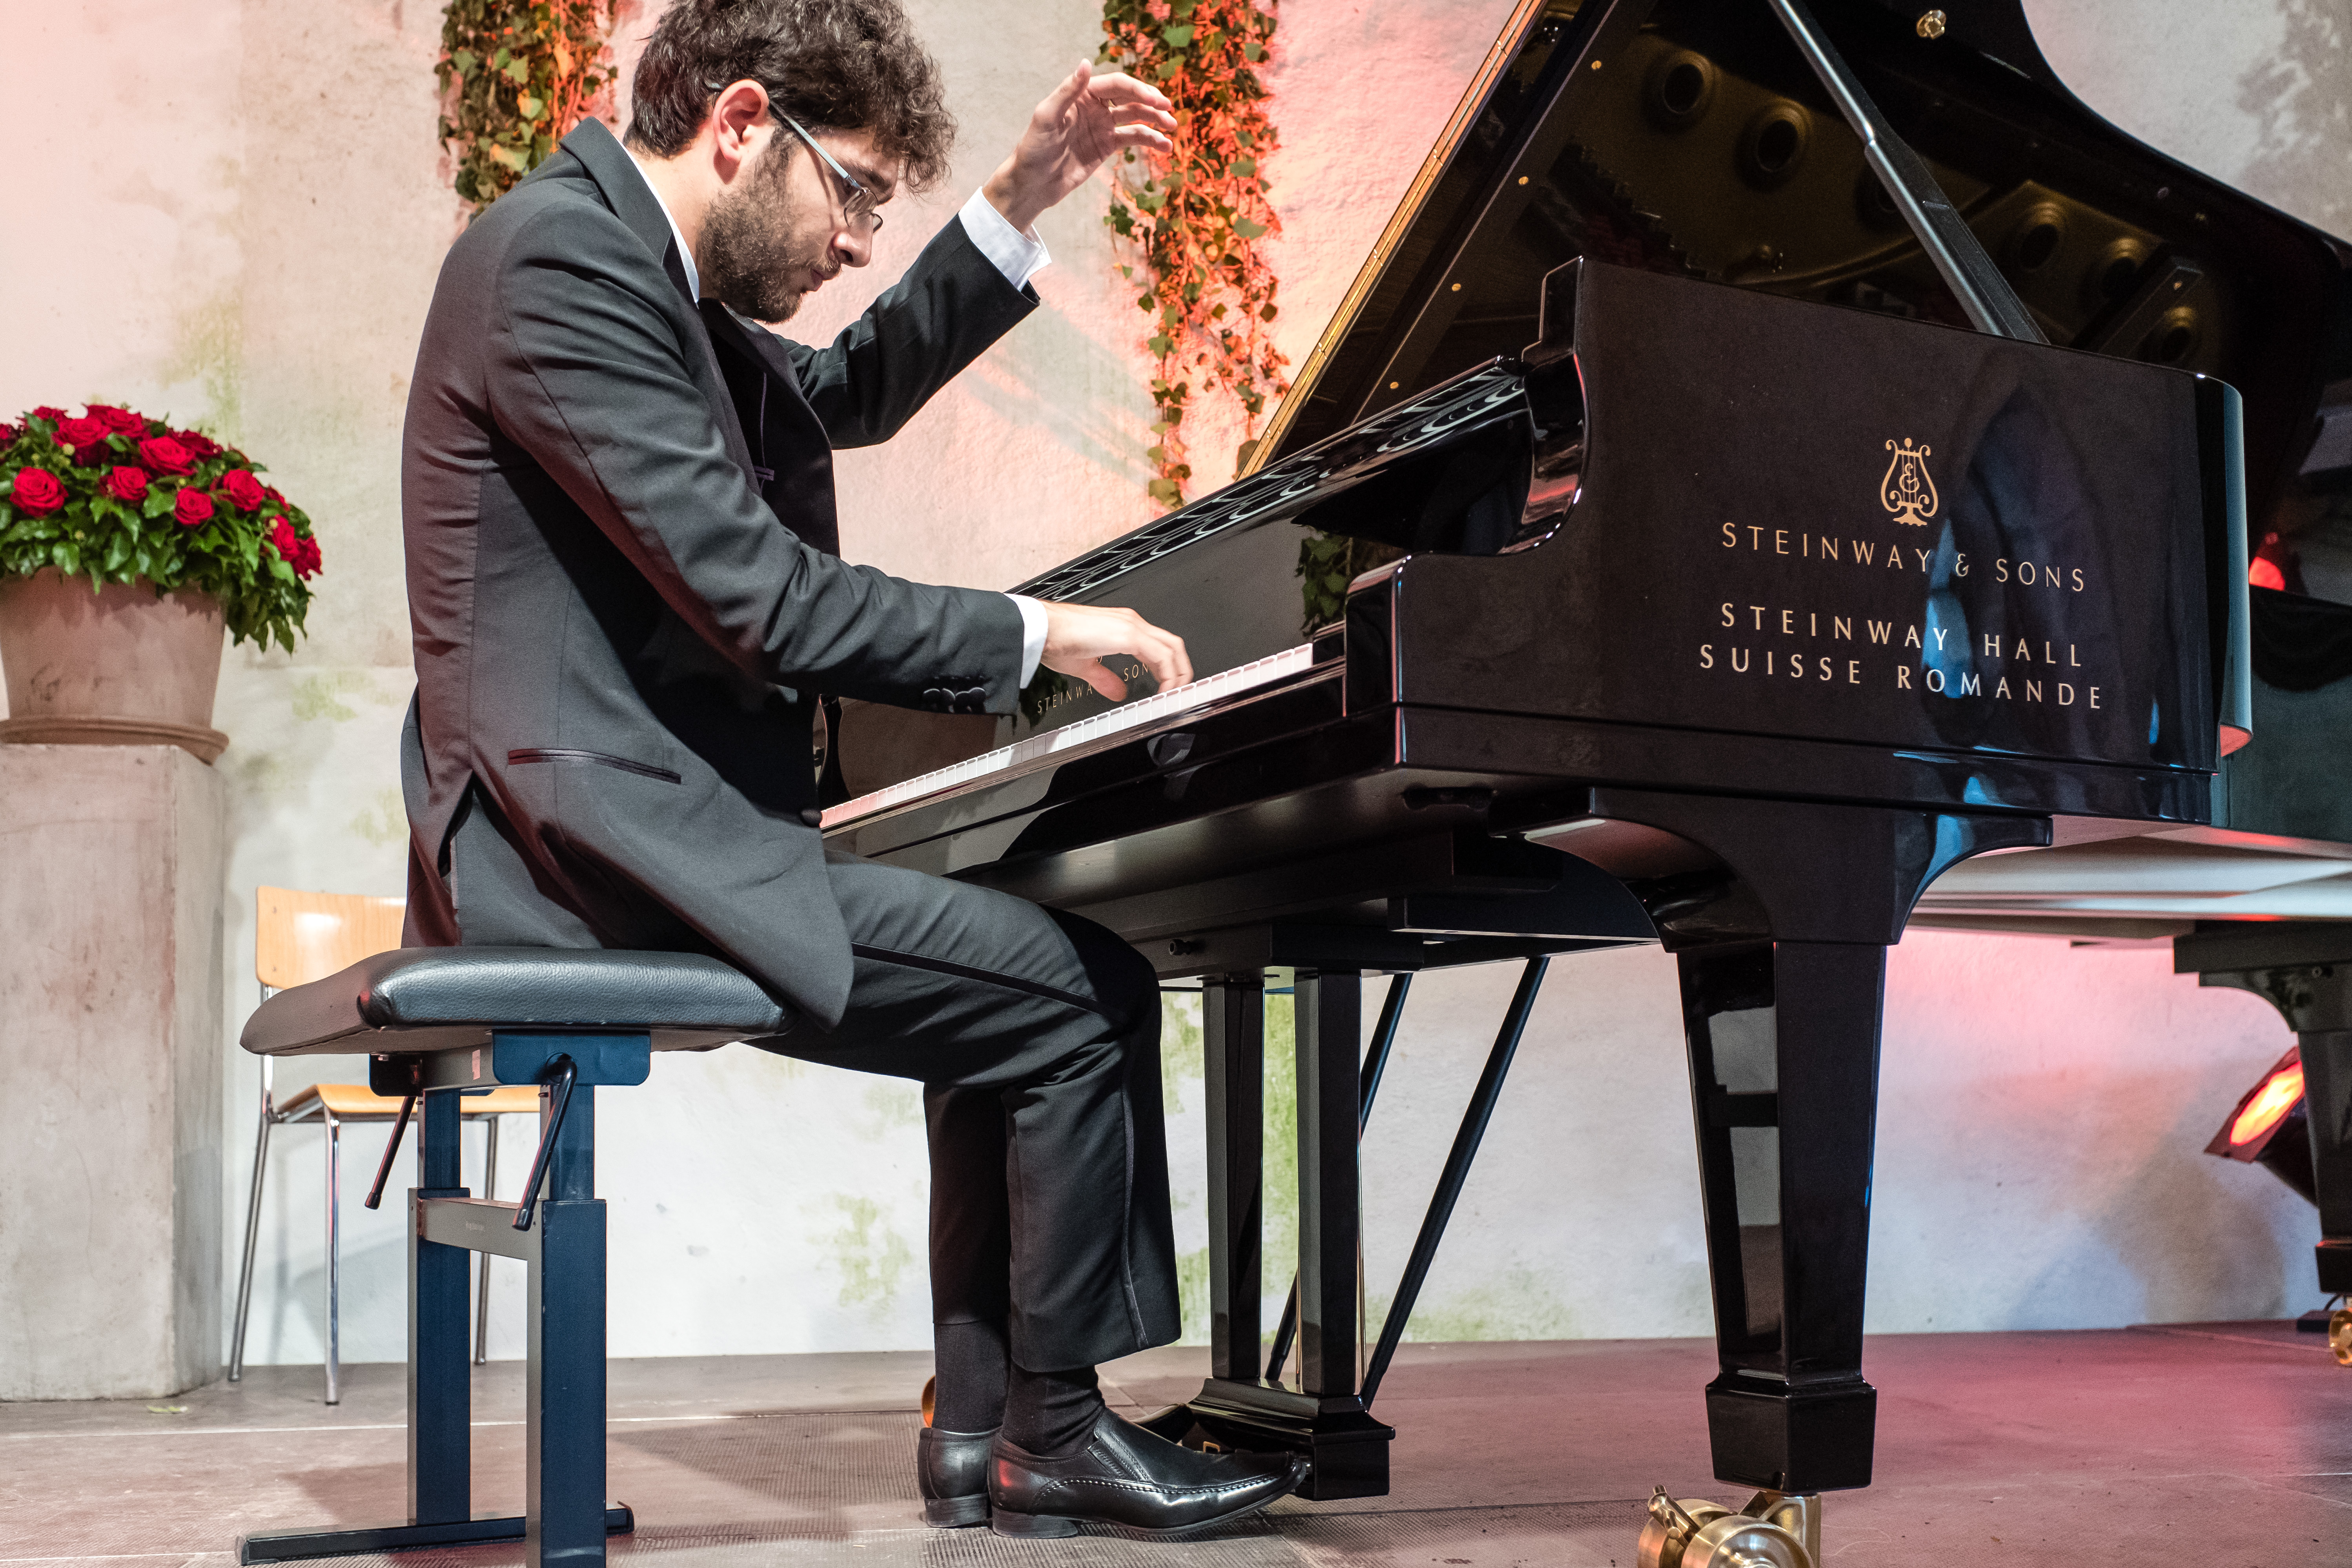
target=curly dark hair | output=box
[624,0,956,191]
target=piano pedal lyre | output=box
[2329,1304,2352,1367]
[1638,1486,1818,1568]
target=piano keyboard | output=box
[822,643,1317,829]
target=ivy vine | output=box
[1100,0,1289,509]
[437,0,615,213]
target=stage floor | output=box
[3,1325,2346,1566]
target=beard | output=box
[699,144,835,323]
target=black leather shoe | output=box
[989,1409,1306,1538]
[918,1426,997,1527]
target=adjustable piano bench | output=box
[234,947,786,1566]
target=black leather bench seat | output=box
[241,947,789,1056]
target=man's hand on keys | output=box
[1040,601,1192,702]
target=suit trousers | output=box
[442,788,1181,1371]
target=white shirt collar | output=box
[626,151,701,302]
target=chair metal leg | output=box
[475,1116,498,1366]
[324,1107,342,1406]
[230,1057,276,1383]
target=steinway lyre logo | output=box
[1879,437,1938,526]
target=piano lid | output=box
[1249,0,2352,532]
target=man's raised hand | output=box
[1040,601,1192,703]
[982,62,1177,233]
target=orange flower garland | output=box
[1100,0,1288,508]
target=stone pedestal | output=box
[0,745,224,1399]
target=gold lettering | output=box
[1853,541,1876,565]
[1996,558,2010,583]
[1932,627,1949,650]
[1788,654,1805,678]
[1868,620,1894,644]
[1996,677,2014,699]
[2072,568,2085,592]
[2069,644,2080,668]
[1904,625,1921,648]
[1834,616,1852,639]
[1749,527,1765,550]
[1775,529,1789,555]
[1886,550,1902,571]
[1733,648,1751,672]
[1983,633,2002,657]
[1700,644,1714,669]
[2059,683,2074,705]
[1848,660,1862,685]
[2014,639,2032,661]
[1960,672,1981,696]
[1956,553,1969,577]
[1926,668,1946,692]
[1751,606,1767,630]
[1767,651,1775,674]
[1780,609,1795,635]
[1809,612,1817,636]
[2026,680,2043,702]
[1722,522,1738,548]
[1897,666,1914,689]
[1913,548,1931,570]
[1822,537,1840,562]
[2089,685,2101,708]
[2018,561,2036,585]
[1722,603,1736,628]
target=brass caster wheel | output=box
[2329,1307,2352,1367]
[920,1374,936,1427]
[1639,1486,1818,1568]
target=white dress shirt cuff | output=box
[1008,594,1049,687]
[959,189,1051,293]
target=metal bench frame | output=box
[237,1033,647,1567]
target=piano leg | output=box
[1185,966,1395,1498]
[2176,926,2352,1317]
[1576,787,2047,1522]
[1678,940,1883,1492]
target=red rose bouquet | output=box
[0,403,321,651]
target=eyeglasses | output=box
[710,81,885,235]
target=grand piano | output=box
[826,0,2352,1557]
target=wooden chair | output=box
[228,887,537,1402]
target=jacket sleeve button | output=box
[800,807,825,827]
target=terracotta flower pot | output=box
[0,568,229,762]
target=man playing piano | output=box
[398,0,1303,1539]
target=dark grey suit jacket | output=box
[399,118,1034,1026]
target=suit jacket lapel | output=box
[552,119,758,483]
[699,301,843,557]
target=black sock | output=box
[1002,1362,1106,1457]
[931,1320,1008,1433]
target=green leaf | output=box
[1231,156,1256,177]
[452,48,477,75]
[1161,23,1194,47]
[1232,216,1268,239]
[517,93,544,118]
[1243,40,1264,61]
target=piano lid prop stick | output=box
[1266,972,1414,1384]
[1766,0,2045,344]
[1359,957,1549,1409]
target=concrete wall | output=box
[0,0,2343,1376]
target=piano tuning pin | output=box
[1916,9,1947,39]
